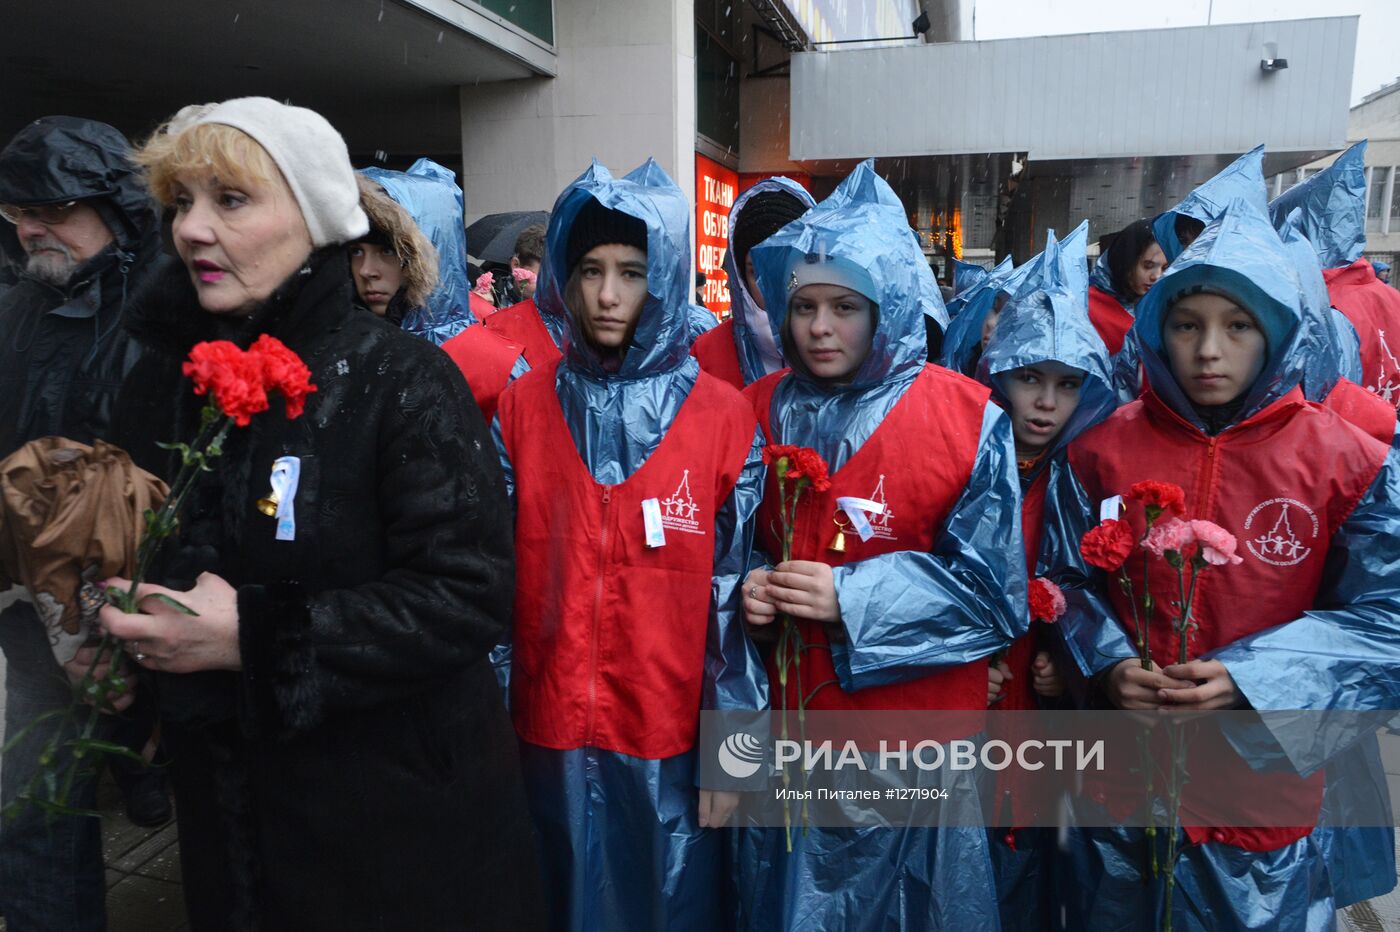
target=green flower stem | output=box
[771,457,817,850]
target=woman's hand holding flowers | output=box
[99,572,242,673]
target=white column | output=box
[1365,165,1374,228]
[458,0,696,227]
[1382,166,1396,237]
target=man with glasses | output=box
[0,116,175,932]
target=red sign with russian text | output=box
[696,153,738,319]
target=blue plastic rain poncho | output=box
[1275,211,1365,397]
[360,158,476,345]
[980,230,1117,479]
[947,256,1012,319]
[720,177,817,383]
[1153,144,1267,265]
[735,160,1027,931]
[976,228,1116,930]
[1269,141,1368,272]
[953,257,990,294]
[1039,199,1400,929]
[943,225,1087,378]
[1105,146,1273,402]
[687,302,720,341]
[1267,145,1371,392]
[491,159,767,932]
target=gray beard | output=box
[25,250,77,287]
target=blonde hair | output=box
[134,121,284,206]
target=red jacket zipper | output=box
[1179,436,1221,663]
[585,486,612,744]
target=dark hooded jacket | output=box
[108,250,542,931]
[0,116,175,457]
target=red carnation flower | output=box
[762,444,800,467]
[1127,480,1187,519]
[786,448,832,493]
[251,334,317,420]
[1080,518,1136,572]
[1029,577,1067,623]
[182,341,269,427]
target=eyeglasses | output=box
[0,201,81,226]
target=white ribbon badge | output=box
[641,497,666,549]
[1099,495,1124,523]
[835,496,885,542]
[269,456,301,541]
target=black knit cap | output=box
[566,197,648,274]
[731,190,809,271]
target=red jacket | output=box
[1325,258,1400,411]
[469,290,497,321]
[746,365,990,715]
[483,298,563,369]
[440,324,523,423]
[498,362,755,758]
[996,470,1048,713]
[1088,285,1134,355]
[690,318,745,390]
[1324,377,1397,444]
[1069,387,1389,850]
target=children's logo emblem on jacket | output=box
[866,474,896,541]
[659,469,704,533]
[1243,497,1318,567]
[1368,328,1400,404]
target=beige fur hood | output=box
[354,174,438,309]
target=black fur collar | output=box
[124,248,353,358]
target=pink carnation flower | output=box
[1190,520,1244,565]
[473,271,495,295]
[1142,518,1195,558]
[512,267,537,284]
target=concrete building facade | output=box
[1282,78,1400,269]
[5,2,1367,295]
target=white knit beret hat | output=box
[167,97,369,247]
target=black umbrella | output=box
[465,211,549,265]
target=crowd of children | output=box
[466,143,1400,930]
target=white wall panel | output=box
[791,17,1357,161]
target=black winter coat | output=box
[111,252,543,931]
[0,116,174,458]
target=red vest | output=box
[992,469,1049,831]
[1069,387,1389,850]
[1325,259,1400,411]
[1088,285,1134,355]
[997,470,1048,713]
[746,365,991,715]
[483,299,563,369]
[1324,377,1397,445]
[440,324,523,424]
[469,290,497,320]
[690,319,746,390]
[498,362,755,759]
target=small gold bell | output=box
[828,511,851,553]
[256,492,279,517]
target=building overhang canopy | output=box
[4,0,553,157]
[790,17,1357,164]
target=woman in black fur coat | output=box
[99,97,542,931]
